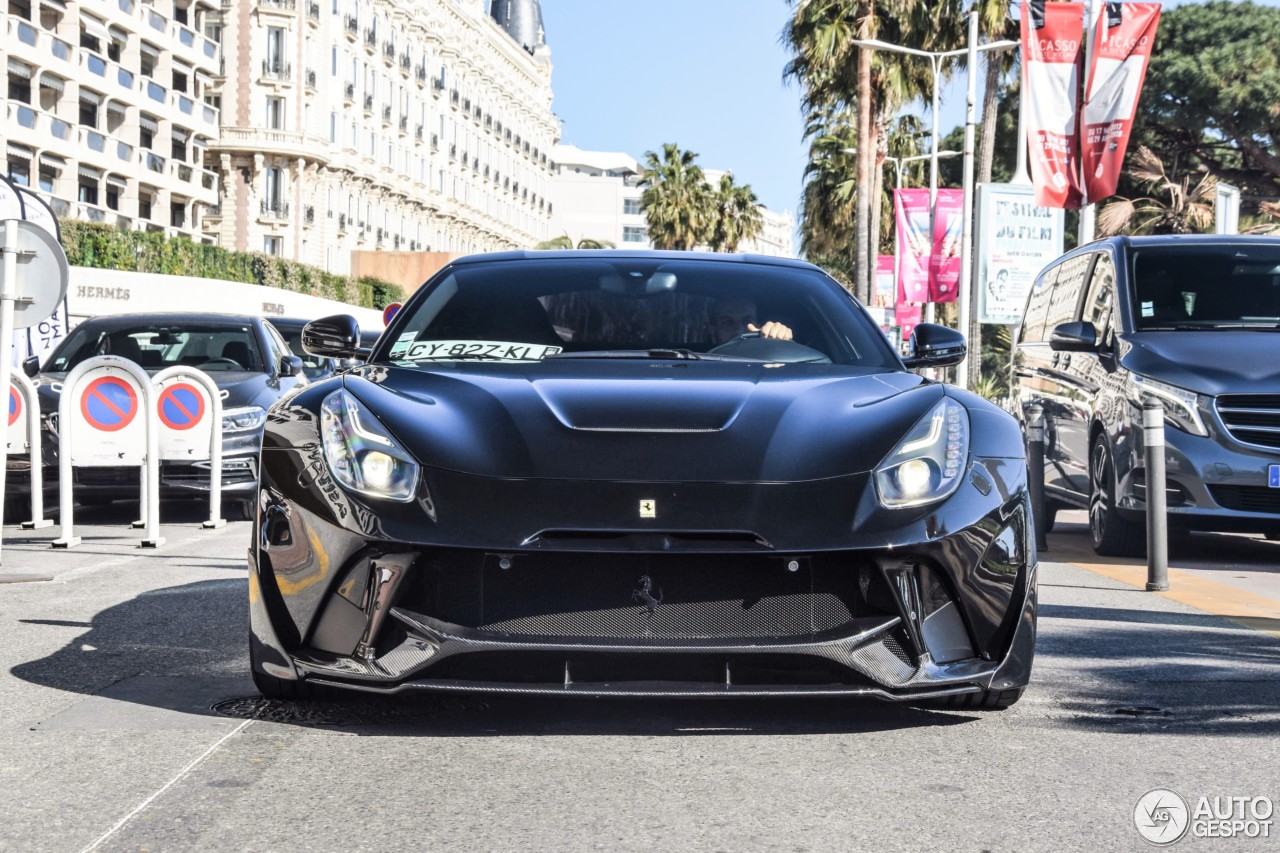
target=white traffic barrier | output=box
[150,366,225,529]
[52,355,163,549]
[5,372,52,529]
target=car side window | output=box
[262,323,287,368]
[1045,253,1092,336]
[1019,265,1059,343]
[1081,252,1115,343]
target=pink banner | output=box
[929,189,962,303]
[894,189,931,303]
[896,301,922,343]
[1082,2,1160,203]
[874,255,896,308]
[1021,1,1086,210]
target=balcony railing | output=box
[363,94,373,112]
[305,69,316,89]
[344,15,358,35]
[260,0,296,9]
[382,41,394,60]
[262,60,291,81]
[381,105,391,122]
[260,200,290,219]
[306,0,319,22]
[303,205,315,225]
[414,65,426,84]
[344,82,354,102]
[363,28,375,49]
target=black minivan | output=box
[1012,235,1280,555]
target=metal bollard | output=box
[1026,404,1049,552]
[1143,398,1169,591]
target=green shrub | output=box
[57,219,396,310]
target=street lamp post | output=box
[852,22,1017,389]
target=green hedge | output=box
[58,220,403,309]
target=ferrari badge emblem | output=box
[639,499,656,518]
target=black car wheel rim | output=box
[1089,441,1110,546]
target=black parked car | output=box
[14,313,305,519]
[250,251,1036,707]
[1012,235,1280,555]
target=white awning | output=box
[7,143,33,160]
[42,0,68,10]
[139,41,161,57]
[80,15,109,43]
[78,88,103,105]
[7,59,33,79]
[78,164,101,181]
[108,26,128,43]
[105,100,127,116]
[172,128,189,143]
[106,173,128,188]
[138,114,158,133]
[38,73,66,93]
[39,152,67,167]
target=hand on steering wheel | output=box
[748,321,793,341]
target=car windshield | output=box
[1132,244,1280,330]
[378,256,897,368]
[46,321,265,373]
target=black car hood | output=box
[1121,332,1280,396]
[35,370,285,414]
[345,363,938,482]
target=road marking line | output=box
[75,717,254,853]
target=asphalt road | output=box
[2,503,1278,852]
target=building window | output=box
[170,133,186,161]
[329,112,337,143]
[170,202,185,228]
[623,226,648,243]
[264,167,283,211]
[263,235,282,255]
[38,165,58,194]
[78,97,98,128]
[266,96,284,130]
[8,156,31,187]
[623,198,642,215]
[139,192,153,220]
[105,183,120,210]
[78,177,99,206]
[7,69,32,104]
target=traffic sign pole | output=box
[150,367,224,529]
[0,221,18,561]
[12,373,51,529]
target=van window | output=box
[1082,252,1115,341]
[1045,252,1093,335]
[1019,265,1059,343]
[1132,244,1280,329]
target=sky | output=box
[540,0,1275,228]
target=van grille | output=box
[1215,395,1280,450]
[1207,485,1280,515]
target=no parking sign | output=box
[154,374,215,460]
[6,384,24,453]
[65,366,148,466]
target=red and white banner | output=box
[1020,1,1086,210]
[1081,2,1160,203]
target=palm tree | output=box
[639,143,715,250]
[710,173,765,253]
[1097,146,1216,236]
[974,1,1019,185]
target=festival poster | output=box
[975,183,1065,324]
[893,188,931,303]
[1020,1,1086,209]
[928,189,963,303]
[896,300,923,345]
[875,255,896,309]
[1081,2,1161,203]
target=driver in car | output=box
[712,297,793,344]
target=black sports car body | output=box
[251,251,1036,706]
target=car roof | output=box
[77,312,264,327]
[445,249,822,272]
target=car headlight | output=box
[1127,375,1207,436]
[221,406,267,434]
[875,397,969,509]
[320,389,419,502]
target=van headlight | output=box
[1128,375,1207,436]
[221,406,267,433]
[875,398,969,509]
[320,389,419,502]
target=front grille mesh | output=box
[1216,395,1280,449]
[1208,485,1280,514]
[409,552,875,641]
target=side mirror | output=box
[301,314,370,360]
[279,354,304,377]
[1049,320,1099,352]
[902,323,966,369]
[21,356,39,378]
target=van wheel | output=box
[1089,438,1145,557]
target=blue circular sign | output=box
[80,376,138,432]
[157,383,205,431]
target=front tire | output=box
[1089,437,1145,557]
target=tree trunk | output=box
[855,40,874,303]
[977,53,1001,185]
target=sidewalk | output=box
[1045,509,1280,638]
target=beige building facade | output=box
[202,0,558,275]
[2,0,222,237]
